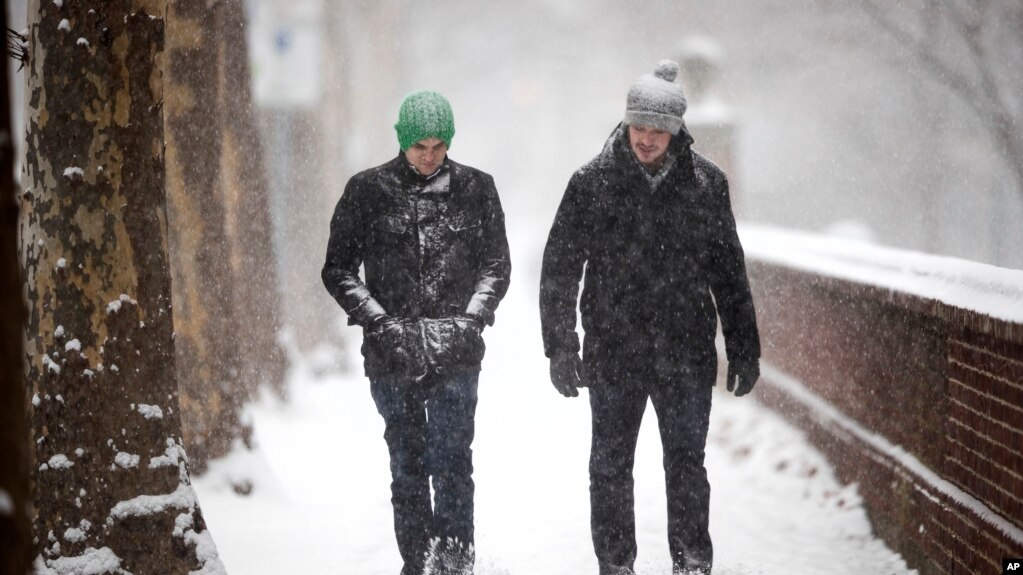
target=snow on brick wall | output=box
[741,225,1023,575]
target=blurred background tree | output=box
[861,0,1023,264]
[165,0,248,472]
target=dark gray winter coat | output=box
[322,154,511,379]
[540,124,759,378]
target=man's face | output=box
[404,137,448,176]
[627,124,672,167]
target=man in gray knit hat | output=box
[540,61,761,575]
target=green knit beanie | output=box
[394,91,455,151]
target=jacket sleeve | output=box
[539,174,590,358]
[464,174,511,326]
[321,177,388,326]
[707,174,761,363]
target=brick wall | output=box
[746,259,1023,574]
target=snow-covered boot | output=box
[423,537,474,575]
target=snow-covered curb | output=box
[760,360,1023,547]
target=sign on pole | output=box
[249,0,323,108]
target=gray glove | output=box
[550,350,584,398]
[727,357,760,397]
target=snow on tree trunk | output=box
[0,2,32,569]
[19,1,225,572]
[215,0,288,397]
[164,0,247,473]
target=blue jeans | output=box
[588,362,716,575]
[370,371,479,574]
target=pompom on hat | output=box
[623,60,687,135]
[395,90,456,151]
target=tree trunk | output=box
[165,0,247,472]
[0,4,32,573]
[215,0,288,396]
[20,1,224,572]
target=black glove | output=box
[420,316,485,375]
[727,357,760,397]
[365,316,422,376]
[550,351,584,398]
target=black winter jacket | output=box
[540,124,759,377]
[323,154,511,378]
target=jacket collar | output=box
[392,152,455,194]
[601,123,695,189]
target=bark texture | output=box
[0,3,32,573]
[20,1,224,571]
[215,0,287,396]
[164,0,246,472]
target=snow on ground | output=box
[194,279,917,575]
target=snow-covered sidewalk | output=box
[193,285,916,575]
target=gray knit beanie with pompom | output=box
[623,60,687,135]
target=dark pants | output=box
[588,362,715,575]
[371,372,479,575]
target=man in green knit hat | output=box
[323,91,511,575]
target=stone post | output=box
[677,37,742,212]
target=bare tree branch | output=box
[860,0,994,118]
[861,0,1023,204]
[6,28,27,71]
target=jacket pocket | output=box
[370,214,409,253]
[438,212,485,272]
